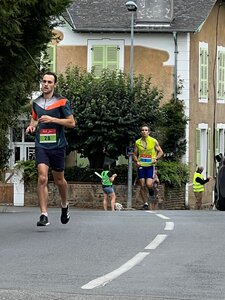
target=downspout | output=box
[173,32,178,100]
[173,31,189,208]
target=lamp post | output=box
[126,1,137,209]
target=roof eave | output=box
[72,27,195,33]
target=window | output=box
[195,124,210,177]
[215,124,225,155]
[9,127,35,167]
[42,44,56,73]
[87,39,124,76]
[199,43,208,102]
[217,47,225,102]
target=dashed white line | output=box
[81,211,174,290]
[81,252,149,289]
[144,234,168,250]
[156,213,170,220]
[164,221,174,230]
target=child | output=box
[101,165,117,211]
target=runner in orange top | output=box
[26,72,75,226]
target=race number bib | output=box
[40,129,56,143]
[140,154,152,163]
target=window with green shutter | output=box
[207,128,211,176]
[217,50,225,101]
[215,128,219,156]
[199,46,208,101]
[92,45,119,77]
[42,44,56,73]
[195,128,201,166]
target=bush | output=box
[17,160,189,188]
[156,161,189,187]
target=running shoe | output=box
[143,203,149,210]
[61,205,70,224]
[37,215,50,226]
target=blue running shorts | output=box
[35,147,66,172]
[138,166,155,179]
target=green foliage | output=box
[157,161,189,187]
[159,98,188,161]
[57,67,163,168]
[15,160,38,183]
[0,129,11,171]
[17,159,189,188]
[0,0,71,172]
[0,129,11,181]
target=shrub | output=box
[17,160,189,188]
[156,161,189,187]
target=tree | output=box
[159,98,188,161]
[0,0,71,170]
[57,67,163,168]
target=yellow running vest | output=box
[135,136,157,167]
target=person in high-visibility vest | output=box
[193,166,213,209]
[101,165,117,211]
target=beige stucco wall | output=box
[188,2,225,208]
[57,45,87,73]
[55,42,173,103]
[124,46,173,103]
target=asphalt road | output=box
[0,206,225,300]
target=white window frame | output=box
[87,39,124,73]
[198,42,208,103]
[215,123,225,154]
[196,123,209,177]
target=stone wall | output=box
[24,182,186,210]
[163,186,186,210]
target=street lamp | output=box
[126,1,137,209]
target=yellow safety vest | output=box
[193,172,204,193]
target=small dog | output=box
[114,202,124,211]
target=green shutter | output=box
[92,46,105,77]
[195,129,201,166]
[215,128,219,156]
[92,45,119,76]
[218,51,225,100]
[199,48,208,99]
[42,45,56,72]
[207,128,211,176]
[105,46,119,71]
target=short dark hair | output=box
[140,123,150,131]
[43,71,57,84]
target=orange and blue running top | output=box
[32,94,73,150]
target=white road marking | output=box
[82,211,175,289]
[81,252,149,290]
[164,221,174,230]
[144,234,168,250]
[156,213,170,220]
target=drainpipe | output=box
[173,31,178,100]
[173,31,189,208]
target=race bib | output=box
[40,129,56,143]
[140,154,152,163]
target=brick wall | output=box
[24,182,186,210]
[0,183,13,204]
[163,186,186,209]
